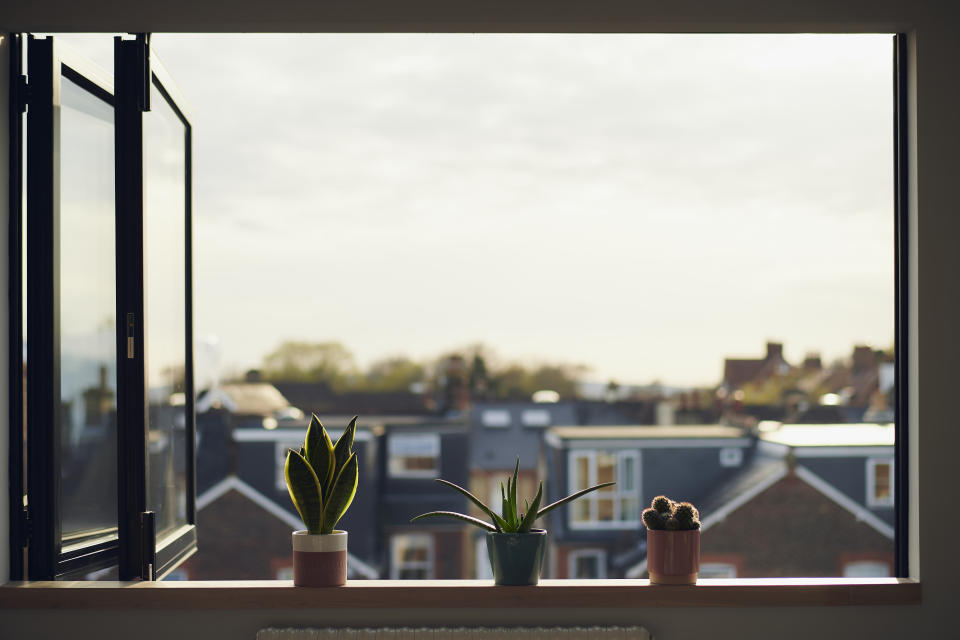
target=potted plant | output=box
[641,495,701,585]
[284,414,359,587]
[410,459,613,585]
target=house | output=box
[377,417,471,579]
[623,422,896,578]
[543,424,753,578]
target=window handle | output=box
[127,313,135,359]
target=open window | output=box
[14,34,196,581]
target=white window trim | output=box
[274,441,305,491]
[567,449,641,530]
[388,433,441,479]
[390,533,434,580]
[866,457,895,508]
[567,548,607,579]
[480,409,512,428]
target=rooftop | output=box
[547,424,747,440]
[759,423,895,448]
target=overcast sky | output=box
[63,33,895,388]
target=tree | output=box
[362,356,426,392]
[261,341,357,388]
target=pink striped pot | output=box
[646,528,700,585]
[292,530,347,587]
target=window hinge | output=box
[18,75,29,114]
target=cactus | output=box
[411,457,615,533]
[652,495,673,514]
[642,508,665,530]
[641,495,700,531]
[284,414,359,535]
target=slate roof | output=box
[196,383,293,417]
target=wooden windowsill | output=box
[0,578,920,609]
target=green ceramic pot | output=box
[486,529,547,586]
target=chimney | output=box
[852,346,875,373]
[765,342,784,362]
[803,354,822,370]
[442,355,470,412]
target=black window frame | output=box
[8,33,197,581]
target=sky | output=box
[59,34,895,388]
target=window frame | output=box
[567,548,607,579]
[4,30,913,594]
[389,533,434,580]
[24,35,122,580]
[8,33,198,581]
[567,449,641,530]
[387,433,440,479]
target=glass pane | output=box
[144,83,189,537]
[596,452,616,487]
[597,498,614,522]
[575,455,590,490]
[874,463,892,500]
[58,76,118,542]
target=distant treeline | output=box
[252,340,589,401]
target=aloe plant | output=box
[410,458,614,533]
[284,414,359,535]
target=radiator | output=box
[257,627,651,640]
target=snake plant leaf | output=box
[333,415,358,472]
[284,448,324,534]
[435,479,507,532]
[321,451,358,534]
[305,415,336,498]
[536,481,616,519]
[410,510,498,532]
[518,482,544,532]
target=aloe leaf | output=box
[509,461,520,525]
[333,415,358,472]
[410,510,497,532]
[321,451,358,534]
[435,479,506,532]
[284,449,324,534]
[518,482,543,532]
[536,481,616,519]
[305,415,336,496]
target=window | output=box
[274,442,304,491]
[13,33,197,581]
[521,409,551,427]
[568,450,640,528]
[388,434,440,478]
[481,409,511,428]
[390,534,433,579]
[6,31,908,586]
[867,457,895,508]
[719,447,744,467]
[568,549,607,579]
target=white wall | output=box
[3,0,959,638]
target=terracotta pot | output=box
[646,528,700,585]
[292,530,347,587]
[486,529,547,586]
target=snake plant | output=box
[410,458,614,533]
[284,414,359,535]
